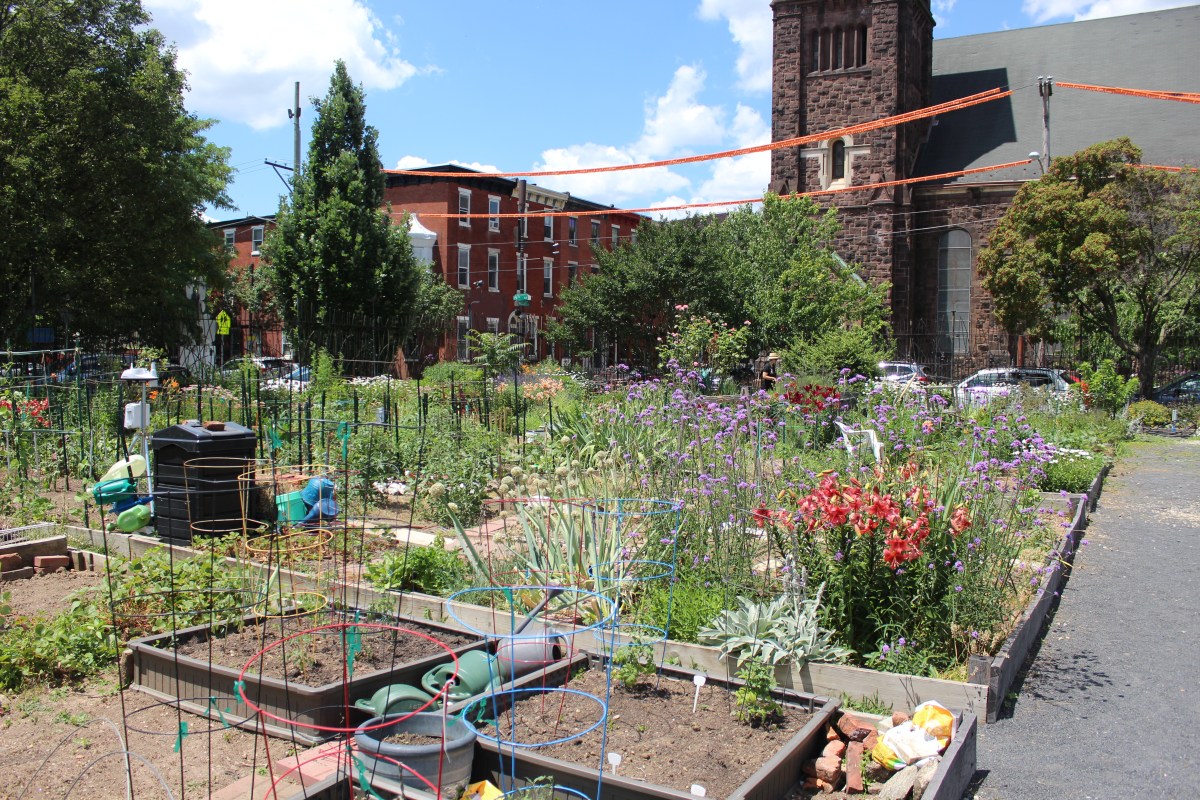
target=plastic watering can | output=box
[421,650,502,702]
[92,478,136,505]
[301,477,336,506]
[116,503,152,533]
[100,454,147,483]
[354,683,435,717]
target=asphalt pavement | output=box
[970,436,1200,799]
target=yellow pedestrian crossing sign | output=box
[216,310,231,335]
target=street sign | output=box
[215,310,231,335]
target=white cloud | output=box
[393,156,501,174]
[145,0,424,130]
[1021,0,1195,22]
[697,0,773,92]
[633,65,727,159]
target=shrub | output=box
[421,361,483,384]
[1127,399,1172,427]
[1039,449,1105,494]
[1077,360,1137,416]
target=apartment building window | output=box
[486,317,500,335]
[631,228,637,246]
[456,316,470,361]
[251,226,264,255]
[488,249,499,291]
[223,228,236,252]
[590,220,601,245]
[543,258,554,297]
[456,245,470,288]
[458,189,471,227]
[568,262,578,286]
[543,215,553,241]
[517,254,527,294]
[568,217,577,246]
[488,196,500,231]
[611,225,620,247]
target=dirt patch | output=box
[3,568,102,618]
[171,614,475,685]
[0,677,294,800]
[487,668,815,798]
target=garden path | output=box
[970,436,1200,799]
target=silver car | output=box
[955,367,1071,406]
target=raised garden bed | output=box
[128,611,483,745]
[472,658,837,800]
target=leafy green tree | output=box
[548,193,890,373]
[978,138,1200,398]
[0,0,233,349]
[261,61,423,365]
[468,331,527,382]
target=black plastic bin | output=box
[151,421,256,545]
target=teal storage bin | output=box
[275,490,308,523]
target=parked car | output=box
[878,361,931,384]
[52,353,133,383]
[955,367,1071,406]
[1150,371,1200,404]
[265,366,310,392]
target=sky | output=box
[142,0,1199,223]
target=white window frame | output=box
[568,261,578,286]
[250,225,264,255]
[543,215,553,241]
[223,228,236,251]
[611,225,619,247]
[486,317,500,335]
[456,316,470,361]
[488,195,501,231]
[631,228,638,246]
[487,249,499,292]
[457,245,470,288]
[590,220,601,245]
[458,189,471,227]
[543,258,554,297]
[568,217,578,247]
[517,254,527,294]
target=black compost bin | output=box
[151,420,256,545]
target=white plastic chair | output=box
[835,420,883,464]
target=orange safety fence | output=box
[1057,80,1200,104]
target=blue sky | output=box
[144,0,1198,222]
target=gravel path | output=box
[971,436,1200,799]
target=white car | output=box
[265,366,311,392]
[955,367,1071,406]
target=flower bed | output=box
[472,659,837,800]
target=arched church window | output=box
[832,140,847,181]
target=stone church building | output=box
[769,1,1198,373]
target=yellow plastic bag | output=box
[871,721,942,770]
[911,700,956,749]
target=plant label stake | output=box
[690,785,707,797]
[692,674,706,713]
[608,752,622,775]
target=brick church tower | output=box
[770,0,934,337]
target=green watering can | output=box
[421,650,502,702]
[354,683,436,717]
[92,478,136,505]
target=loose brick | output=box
[815,755,843,784]
[0,553,23,571]
[826,723,842,741]
[891,711,910,728]
[845,741,865,794]
[863,729,879,750]
[823,739,847,759]
[837,713,874,742]
[33,555,70,572]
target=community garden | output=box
[0,351,1137,799]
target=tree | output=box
[547,193,890,372]
[261,61,424,366]
[978,138,1200,397]
[0,0,233,350]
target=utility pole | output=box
[288,81,302,178]
[1038,76,1053,170]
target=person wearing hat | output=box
[761,353,780,390]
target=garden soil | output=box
[3,568,101,618]
[488,667,815,798]
[971,436,1200,800]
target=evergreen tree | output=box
[262,61,424,366]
